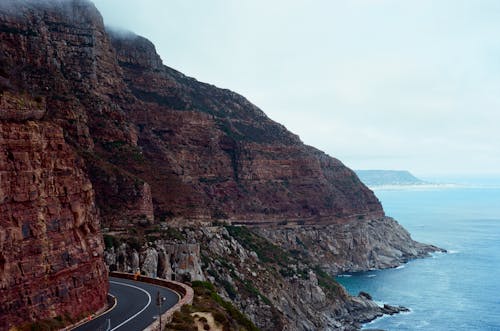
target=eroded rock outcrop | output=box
[106,226,413,331]
[0,118,108,329]
[256,217,443,274]
[105,241,204,282]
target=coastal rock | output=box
[106,226,413,331]
[256,217,442,274]
[0,120,108,329]
[381,304,410,315]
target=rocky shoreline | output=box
[255,216,445,275]
[104,219,441,330]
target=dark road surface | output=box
[74,277,179,331]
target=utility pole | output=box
[156,290,162,330]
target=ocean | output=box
[337,182,500,330]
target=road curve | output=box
[74,277,179,331]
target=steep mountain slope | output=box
[0,1,440,330]
[0,93,108,329]
[109,32,383,226]
[0,0,382,228]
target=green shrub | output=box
[162,227,185,241]
[103,234,120,249]
[225,225,290,266]
[192,280,216,292]
[313,266,344,297]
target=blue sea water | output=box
[337,184,500,330]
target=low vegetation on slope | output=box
[166,281,259,331]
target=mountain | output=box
[0,1,440,330]
[356,170,427,187]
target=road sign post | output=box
[156,290,162,330]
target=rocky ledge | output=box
[103,224,439,331]
[255,216,444,275]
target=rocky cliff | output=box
[0,94,108,329]
[256,217,442,274]
[108,30,383,226]
[1,0,382,228]
[1,1,440,330]
[105,226,412,331]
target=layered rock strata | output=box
[109,31,384,226]
[1,0,383,228]
[0,1,442,330]
[0,116,108,329]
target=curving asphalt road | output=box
[74,277,179,331]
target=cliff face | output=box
[109,32,383,225]
[0,93,108,329]
[0,0,151,227]
[1,1,439,330]
[0,1,112,327]
[0,0,382,227]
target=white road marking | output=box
[109,280,152,331]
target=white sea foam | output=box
[429,251,446,259]
[361,305,414,330]
[362,313,391,327]
[395,265,405,270]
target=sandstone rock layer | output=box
[0,119,108,329]
[1,0,383,228]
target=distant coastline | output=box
[354,170,466,190]
[355,170,428,187]
[357,171,500,190]
[368,183,461,191]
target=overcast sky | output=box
[93,0,500,177]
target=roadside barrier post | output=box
[156,290,162,330]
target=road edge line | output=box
[65,293,117,331]
[109,280,152,331]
